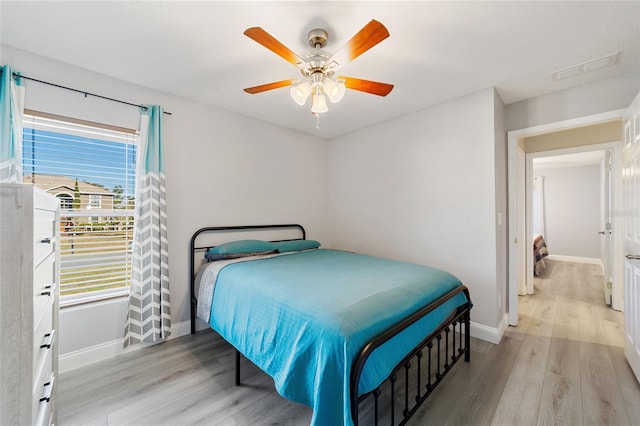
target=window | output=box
[88,194,101,209]
[22,111,138,305]
[56,193,73,210]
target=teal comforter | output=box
[208,249,468,426]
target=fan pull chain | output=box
[315,113,321,129]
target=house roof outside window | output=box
[23,173,114,196]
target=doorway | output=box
[507,110,625,326]
[529,148,612,304]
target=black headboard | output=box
[189,224,306,334]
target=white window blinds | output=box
[22,112,138,305]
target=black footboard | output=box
[351,286,471,425]
[235,286,471,425]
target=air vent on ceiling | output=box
[551,52,619,81]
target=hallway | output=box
[491,260,640,425]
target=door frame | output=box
[507,109,625,326]
[525,143,621,300]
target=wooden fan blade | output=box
[244,27,304,67]
[243,79,297,94]
[327,20,390,71]
[340,77,394,97]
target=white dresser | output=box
[1,183,59,426]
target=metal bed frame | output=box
[189,224,471,426]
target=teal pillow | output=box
[207,239,277,255]
[274,239,321,253]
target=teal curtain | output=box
[0,65,25,183]
[123,105,171,348]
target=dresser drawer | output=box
[34,189,59,213]
[33,297,55,384]
[32,346,53,412]
[34,207,56,225]
[33,214,56,267]
[32,374,54,426]
[33,254,56,326]
[34,391,54,426]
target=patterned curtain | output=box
[0,65,25,183]
[123,105,170,348]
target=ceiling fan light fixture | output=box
[311,92,329,114]
[243,20,393,124]
[324,78,346,103]
[290,81,312,105]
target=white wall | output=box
[327,89,502,330]
[533,164,601,259]
[505,72,640,132]
[493,90,507,324]
[1,46,329,363]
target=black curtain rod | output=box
[10,72,172,116]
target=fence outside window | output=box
[59,210,134,303]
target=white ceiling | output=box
[533,150,605,170]
[1,1,639,139]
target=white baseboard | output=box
[59,319,194,373]
[470,314,507,345]
[546,254,602,265]
[61,317,505,373]
[59,338,123,373]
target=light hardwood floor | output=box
[59,260,640,425]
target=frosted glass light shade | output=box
[311,93,328,114]
[324,79,346,103]
[290,82,312,105]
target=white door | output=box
[623,91,640,383]
[602,149,613,305]
[508,140,526,326]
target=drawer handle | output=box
[40,237,55,244]
[39,376,55,403]
[41,329,56,349]
[41,284,56,297]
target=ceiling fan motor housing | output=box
[308,28,328,48]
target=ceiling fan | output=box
[243,20,394,123]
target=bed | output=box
[534,234,549,276]
[190,224,472,426]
